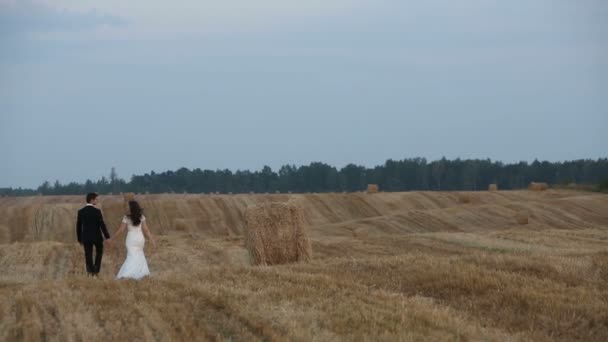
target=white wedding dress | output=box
[116,215,150,280]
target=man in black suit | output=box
[77,192,110,276]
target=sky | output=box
[1,0,607,188]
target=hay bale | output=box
[488,184,498,192]
[122,193,136,214]
[367,184,379,194]
[458,193,471,204]
[528,182,549,191]
[245,202,312,266]
[515,212,529,225]
[123,192,135,202]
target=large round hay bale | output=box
[488,184,498,192]
[245,202,312,266]
[515,212,529,225]
[528,182,549,191]
[367,184,379,194]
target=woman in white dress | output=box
[109,200,156,279]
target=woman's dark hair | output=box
[128,200,143,226]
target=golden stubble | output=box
[0,190,607,341]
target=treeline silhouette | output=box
[2,158,607,196]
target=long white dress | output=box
[116,215,150,280]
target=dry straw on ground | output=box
[529,182,549,191]
[245,202,312,265]
[515,212,529,225]
[488,184,498,191]
[174,218,189,232]
[2,191,608,340]
[367,184,379,194]
[458,193,472,204]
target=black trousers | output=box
[83,241,104,275]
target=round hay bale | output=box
[245,202,312,266]
[366,184,379,194]
[488,184,498,192]
[528,182,549,191]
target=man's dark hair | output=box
[86,192,99,203]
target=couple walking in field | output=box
[76,192,156,279]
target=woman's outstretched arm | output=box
[108,222,127,244]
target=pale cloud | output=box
[0,0,126,36]
[29,0,374,38]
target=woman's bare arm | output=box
[109,222,127,244]
[142,221,156,247]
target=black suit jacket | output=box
[76,205,110,243]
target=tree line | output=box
[1,158,607,196]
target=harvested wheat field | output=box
[1,190,608,341]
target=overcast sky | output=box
[1,0,607,188]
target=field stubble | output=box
[0,190,607,341]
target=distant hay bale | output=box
[528,182,549,191]
[458,193,471,204]
[122,193,136,213]
[367,184,379,194]
[515,212,529,225]
[488,184,498,192]
[245,202,312,266]
[123,192,135,202]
